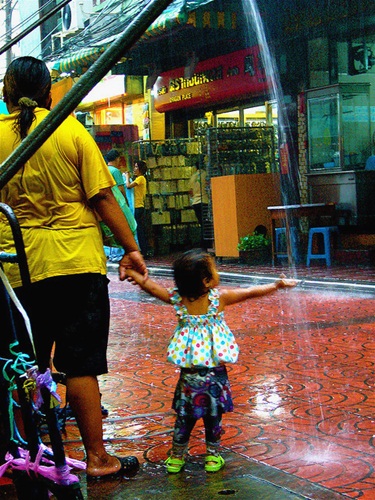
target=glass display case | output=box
[306,83,371,171]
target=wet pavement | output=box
[1,257,375,499]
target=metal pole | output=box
[0,0,175,189]
[0,0,72,56]
[4,0,13,67]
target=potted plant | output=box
[237,231,272,265]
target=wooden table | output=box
[267,203,336,265]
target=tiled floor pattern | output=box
[84,274,375,497]
[1,262,375,499]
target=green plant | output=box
[237,231,271,251]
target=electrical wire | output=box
[42,0,127,60]
[1,0,183,66]
[43,0,157,62]
[0,0,58,43]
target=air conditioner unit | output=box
[62,0,91,32]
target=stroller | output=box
[0,202,85,499]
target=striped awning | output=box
[141,1,189,38]
[51,0,236,75]
[52,45,110,74]
[143,1,237,38]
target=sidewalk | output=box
[144,253,375,294]
[95,262,375,499]
[1,256,374,499]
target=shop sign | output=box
[154,46,269,113]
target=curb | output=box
[107,263,375,296]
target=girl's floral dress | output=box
[167,288,238,418]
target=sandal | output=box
[205,454,225,472]
[165,456,185,474]
[87,455,140,480]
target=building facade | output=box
[4,0,375,256]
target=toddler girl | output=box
[125,249,296,473]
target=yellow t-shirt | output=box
[133,175,147,208]
[0,108,115,287]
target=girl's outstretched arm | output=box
[125,268,171,303]
[220,275,297,307]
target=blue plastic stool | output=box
[306,226,338,266]
[275,227,299,261]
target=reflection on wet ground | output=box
[1,264,375,499]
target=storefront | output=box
[75,74,144,131]
[152,46,276,137]
[43,0,375,258]
[276,3,375,233]
[131,46,283,257]
[301,83,375,230]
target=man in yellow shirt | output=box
[0,56,147,479]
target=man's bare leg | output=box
[66,375,122,477]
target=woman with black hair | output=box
[0,56,147,479]
[125,160,148,256]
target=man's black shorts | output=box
[10,273,110,376]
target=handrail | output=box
[0,203,31,287]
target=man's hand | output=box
[118,251,148,282]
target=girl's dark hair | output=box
[136,160,147,175]
[173,249,213,300]
[3,56,52,139]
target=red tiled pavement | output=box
[1,257,375,499]
[80,264,375,498]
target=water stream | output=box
[240,0,341,467]
[242,0,300,208]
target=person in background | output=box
[188,162,209,249]
[105,149,127,198]
[104,150,138,262]
[0,56,148,480]
[125,160,148,257]
[125,249,297,474]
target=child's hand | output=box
[276,273,298,289]
[124,267,139,285]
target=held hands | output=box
[118,251,148,282]
[275,273,298,289]
[123,266,142,286]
